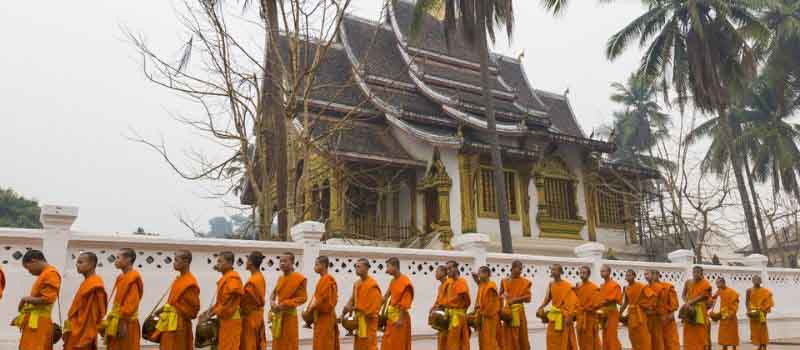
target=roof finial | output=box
[564,87,570,96]
[517,50,525,61]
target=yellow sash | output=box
[355,310,368,338]
[270,308,295,339]
[155,304,180,332]
[510,304,523,327]
[445,308,466,330]
[13,304,53,329]
[387,305,402,323]
[102,304,139,337]
[693,304,705,324]
[547,307,564,331]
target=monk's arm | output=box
[536,283,552,311]
[282,279,308,308]
[74,290,107,347]
[619,288,629,314]
[120,283,141,318]
[175,286,201,319]
[212,281,242,318]
[483,288,501,316]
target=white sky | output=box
[0,0,650,237]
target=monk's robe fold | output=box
[716,287,739,346]
[498,277,531,350]
[155,272,200,350]
[0,266,5,299]
[477,281,500,350]
[381,274,413,350]
[645,282,665,350]
[312,274,339,350]
[105,269,143,350]
[624,281,654,350]
[64,274,108,350]
[271,271,307,350]
[545,280,578,350]
[213,270,244,350]
[598,280,622,350]
[241,271,267,350]
[444,277,471,350]
[353,276,382,350]
[15,265,61,350]
[576,281,601,350]
[748,286,773,346]
[435,278,453,350]
[656,282,679,350]
[682,278,711,350]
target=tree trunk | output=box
[476,5,512,253]
[263,0,288,240]
[743,155,770,257]
[719,107,762,254]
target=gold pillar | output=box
[329,166,346,233]
[519,169,532,237]
[458,152,478,232]
[584,180,597,241]
[534,175,549,218]
[406,171,418,233]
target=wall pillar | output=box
[574,242,605,281]
[743,254,769,284]
[668,249,695,286]
[40,205,78,275]
[291,221,325,288]
[453,233,490,269]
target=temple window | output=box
[597,188,625,227]
[543,177,578,220]
[534,156,586,238]
[477,166,520,219]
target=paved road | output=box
[623,338,800,349]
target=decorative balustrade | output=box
[0,205,798,349]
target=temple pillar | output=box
[406,171,418,233]
[584,178,598,241]
[519,168,532,237]
[458,152,478,233]
[329,165,346,233]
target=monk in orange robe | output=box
[0,265,5,300]
[498,260,531,350]
[682,266,712,350]
[343,258,382,350]
[575,266,601,350]
[13,249,61,350]
[153,250,200,350]
[308,256,339,350]
[475,266,501,350]
[381,257,413,350]
[621,269,654,350]
[537,264,578,350]
[443,260,471,350]
[747,275,773,350]
[652,271,679,350]
[645,271,665,350]
[431,265,452,350]
[270,252,307,350]
[64,252,108,350]
[105,248,144,350]
[598,266,622,350]
[201,251,244,350]
[242,252,267,350]
[712,277,739,349]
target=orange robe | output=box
[624,282,654,350]
[715,287,739,346]
[213,270,244,350]
[645,283,665,350]
[381,274,413,350]
[435,278,453,350]
[682,278,711,350]
[444,277,471,350]
[545,280,578,350]
[598,280,622,350]
[0,266,5,299]
[477,281,501,350]
[64,274,108,350]
[106,269,144,350]
[271,271,307,350]
[747,287,773,346]
[241,271,267,350]
[16,265,61,350]
[353,276,382,350]
[498,277,532,350]
[156,272,200,350]
[656,282,679,350]
[312,274,339,350]
[576,281,601,350]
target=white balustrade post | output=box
[452,233,490,269]
[743,254,769,285]
[668,249,695,286]
[574,242,605,281]
[291,221,325,287]
[39,205,78,275]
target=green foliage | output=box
[0,187,42,229]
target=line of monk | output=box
[8,250,779,350]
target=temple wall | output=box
[1,208,798,349]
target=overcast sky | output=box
[0,0,649,237]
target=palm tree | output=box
[605,0,767,254]
[411,0,515,253]
[758,0,800,113]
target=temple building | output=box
[242,1,659,257]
